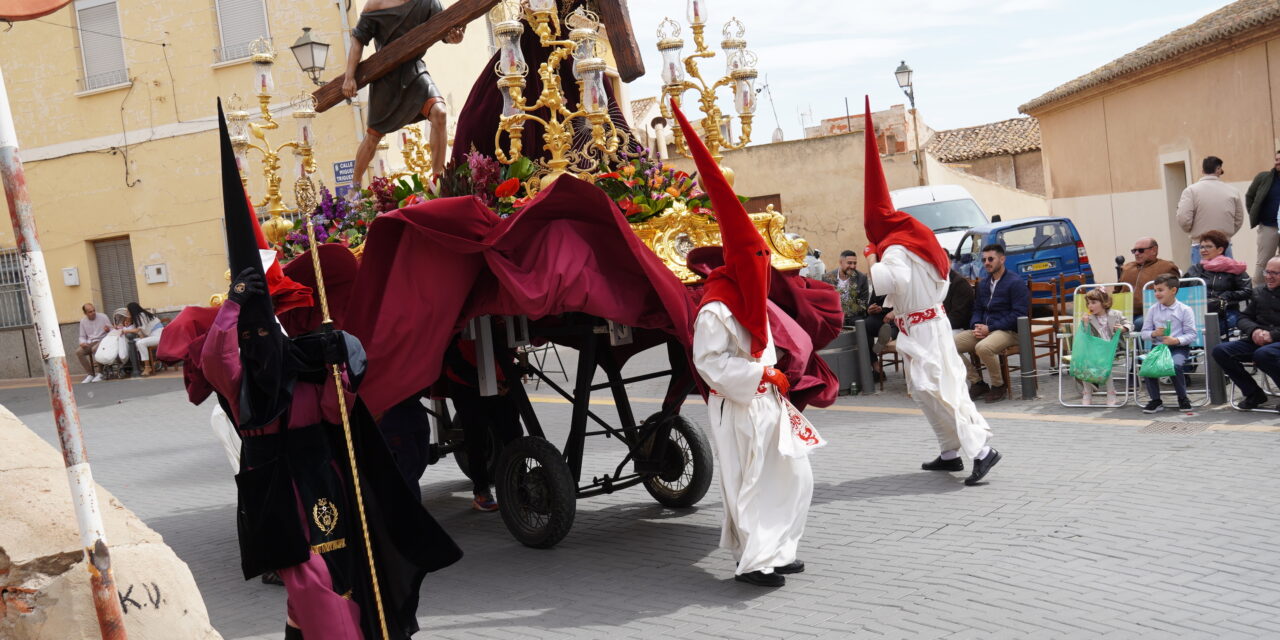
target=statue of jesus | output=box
[342,0,465,187]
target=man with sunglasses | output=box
[1119,237,1180,330]
[955,244,1030,403]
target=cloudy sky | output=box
[622,0,1228,139]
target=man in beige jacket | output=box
[1177,155,1245,266]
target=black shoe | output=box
[921,456,964,472]
[1177,398,1193,412]
[734,570,785,587]
[261,570,284,586]
[1239,392,1269,411]
[984,385,1008,403]
[284,625,303,640]
[775,560,805,574]
[968,381,990,400]
[965,449,1002,486]
[1141,400,1164,414]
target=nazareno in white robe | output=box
[870,245,992,459]
[692,301,814,575]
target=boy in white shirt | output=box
[1140,274,1198,413]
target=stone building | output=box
[930,117,1044,196]
[1020,0,1280,273]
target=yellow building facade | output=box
[0,0,496,325]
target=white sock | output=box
[939,449,960,460]
[977,445,991,460]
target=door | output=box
[94,237,138,317]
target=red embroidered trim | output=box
[788,406,821,445]
[894,304,946,337]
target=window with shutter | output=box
[0,248,31,329]
[74,0,128,91]
[215,0,270,62]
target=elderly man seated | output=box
[75,302,112,383]
[1213,256,1280,410]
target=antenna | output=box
[761,74,783,142]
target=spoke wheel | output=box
[642,415,713,508]
[495,437,576,548]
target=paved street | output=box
[4,347,1280,639]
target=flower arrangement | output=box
[278,147,735,260]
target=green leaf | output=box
[510,156,535,180]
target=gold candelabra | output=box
[657,2,759,180]
[489,0,619,189]
[225,38,320,245]
[396,124,432,177]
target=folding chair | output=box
[1133,277,1210,408]
[1227,362,1280,413]
[1058,283,1134,407]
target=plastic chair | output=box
[1057,283,1134,407]
[1133,277,1210,407]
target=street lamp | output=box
[894,60,925,185]
[290,27,331,86]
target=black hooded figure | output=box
[210,100,462,640]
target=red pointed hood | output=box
[671,100,770,357]
[862,96,950,281]
[241,192,314,313]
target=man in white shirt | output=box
[76,302,111,383]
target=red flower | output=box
[596,171,621,180]
[495,177,520,199]
[621,198,645,216]
[403,194,424,206]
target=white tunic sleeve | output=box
[693,302,765,405]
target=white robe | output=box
[692,301,813,575]
[870,245,992,459]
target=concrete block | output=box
[0,405,222,640]
[0,329,28,380]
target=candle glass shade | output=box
[733,72,757,115]
[497,75,524,117]
[577,59,608,114]
[494,22,526,77]
[253,60,275,96]
[528,0,555,13]
[658,40,685,86]
[687,0,707,26]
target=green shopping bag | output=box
[1139,322,1176,379]
[1069,322,1122,385]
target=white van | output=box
[889,184,990,257]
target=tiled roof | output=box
[631,96,657,123]
[1020,0,1280,113]
[929,117,1041,162]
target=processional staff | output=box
[302,214,390,639]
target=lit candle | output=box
[687,0,707,26]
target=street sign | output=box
[334,160,355,186]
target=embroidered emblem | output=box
[233,282,246,294]
[312,498,339,536]
[756,383,769,394]
[894,304,947,337]
[788,406,821,445]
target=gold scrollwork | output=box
[631,202,809,283]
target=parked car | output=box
[952,216,1095,284]
[891,184,990,257]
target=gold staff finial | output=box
[303,214,390,639]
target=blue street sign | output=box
[334,160,355,185]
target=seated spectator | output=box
[75,302,112,383]
[1212,256,1280,411]
[1185,229,1250,338]
[110,308,139,377]
[124,302,164,377]
[1119,236,1180,330]
[943,269,974,333]
[822,250,871,326]
[955,244,1029,403]
[1140,274,1197,413]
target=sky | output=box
[622,0,1229,140]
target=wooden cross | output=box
[313,0,644,113]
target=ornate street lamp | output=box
[290,27,331,87]
[894,60,925,185]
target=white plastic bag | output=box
[94,329,122,365]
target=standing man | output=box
[1177,155,1245,265]
[676,101,819,588]
[1119,237,1180,330]
[954,244,1030,403]
[862,98,1000,486]
[342,0,465,186]
[75,302,111,383]
[822,250,870,326]
[1246,151,1280,281]
[1213,256,1280,411]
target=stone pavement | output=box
[3,348,1280,639]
